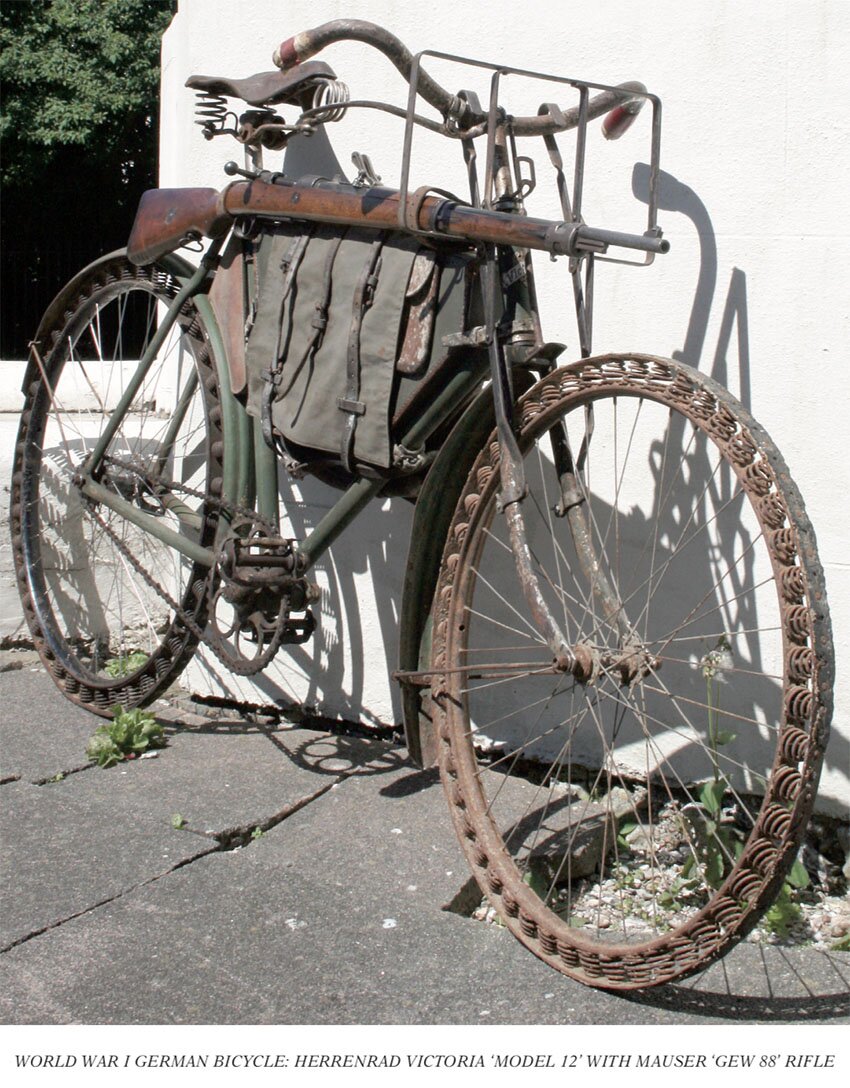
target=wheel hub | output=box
[563,640,661,685]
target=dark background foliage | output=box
[1,0,176,355]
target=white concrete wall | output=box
[158,0,849,815]
[2,0,845,811]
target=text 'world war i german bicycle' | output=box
[10,20,833,990]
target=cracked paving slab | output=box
[3,674,848,1024]
[0,667,102,783]
[0,780,218,951]
[1,666,403,835]
[1,673,408,955]
[0,763,552,1025]
[48,709,405,839]
[4,754,848,1025]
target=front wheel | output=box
[11,253,225,713]
[433,354,832,989]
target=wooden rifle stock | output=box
[219,179,663,257]
[221,178,558,252]
[126,177,663,267]
[127,188,232,265]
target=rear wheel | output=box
[11,253,224,713]
[433,354,832,989]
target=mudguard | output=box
[21,248,202,397]
[398,370,535,767]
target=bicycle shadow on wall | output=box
[593,165,848,1018]
[633,163,846,790]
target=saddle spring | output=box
[194,91,238,139]
[310,78,350,123]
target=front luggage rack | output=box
[398,49,663,270]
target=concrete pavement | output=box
[1,664,848,1025]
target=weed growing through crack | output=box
[763,858,810,936]
[86,706,166,768]
[104,652,149,678]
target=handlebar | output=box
[273,19,648,139]
[274,19,470,125]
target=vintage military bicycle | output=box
[10,20,833,990]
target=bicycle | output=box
[10,19,833,991]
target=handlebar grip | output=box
[601,101,642,140]
[274,33,312,70]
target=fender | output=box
[156,252,254,509]
[398,369,535,767]
[20,248,250,510]
[22,248,205,397]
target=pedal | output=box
[281,609,315,644]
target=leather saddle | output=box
[185,60,336,107]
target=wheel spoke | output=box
[13,257,222,711]
[435,354,830,990]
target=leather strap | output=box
[397,249,440,375]
[402,185,459,234]
[275,230,346,405]
[339,236,384,472]
[261,229,314,449]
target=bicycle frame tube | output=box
[76,241,250,573]
[295,351,491,571]
[83,251,218,477]
[79,476,214,566]
[253,413,279,522]
[153,367,200,479]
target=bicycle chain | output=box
[90,458,296,676]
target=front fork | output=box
[483,243,643,683]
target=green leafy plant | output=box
[250,826,265,841]
[658,877,691,912]
[762,857,810,936]
[681,778,744,889]
[617,820,639,851]
[763,886,803,937]
[104,651,149,678]
[171,813,186,830]
[831,933,850,953]
[86,706,165,768]
[678,636,743,889]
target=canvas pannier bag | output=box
[245,221,471,471]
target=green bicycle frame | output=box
[75,242,492,578]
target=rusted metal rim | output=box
[11,256,225,714]
[433,353,832,990]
